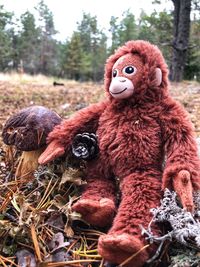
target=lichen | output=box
[141,189,200,265]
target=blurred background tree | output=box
[170,0,192,82]
[17,11,40,74]
[0,5,13,71]
[35,0,59,75]
[0,0,199,82]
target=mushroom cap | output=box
[2,106,62,151]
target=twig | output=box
[30,223,42,262]
[118,244,150,267]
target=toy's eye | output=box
[113,69,118,78]
[123,66,136,75]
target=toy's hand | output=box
[173,170,194,212]
[38,140,65,165]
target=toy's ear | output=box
[155,67,162,86]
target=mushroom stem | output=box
[15,148,45,180]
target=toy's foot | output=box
[98,233,149,267]
[72,198,116,227]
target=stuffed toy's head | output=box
[105,40,169,102]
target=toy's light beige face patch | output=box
[109,53,145,100]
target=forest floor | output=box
[0,73,200,267]
[0,74,200,139]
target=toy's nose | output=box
[120,79,126,83]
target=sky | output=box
[1,0,173,42]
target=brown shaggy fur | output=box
[39,40,200,266]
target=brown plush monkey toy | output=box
[39,40,200,267]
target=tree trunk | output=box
[169,0,191,82]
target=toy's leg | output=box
[98,170,162,267]
[72,161,116,227]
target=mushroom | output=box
[2,106,62,179]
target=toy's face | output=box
[109,53,144,100]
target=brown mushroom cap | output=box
[2,106,62,151]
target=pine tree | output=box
[0,5,13,71]
[170,0,192,82]
[18,11,40,74]
[62,32,83,80]
[108,10,137,55]
[63,13,107,81]
[138,10,173,64]
[184,17,200,81]
[109,16,120,54]
[118,10,137,44]
[35,0,58,75]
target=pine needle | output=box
[42,259,101,266]
[74,253,102,258]
[30,223,42,262]
[118,244,150,267]
[0,255,18,267]
[0,257,7,267]
[99,259,104,267]
[36,178,57,209]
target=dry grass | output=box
[169,80,200,135]
[0,73,104,143]
[0,72,67,85]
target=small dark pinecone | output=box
[72,133,99,161]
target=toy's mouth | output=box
[110,88,127,95]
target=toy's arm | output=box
[38,101,107,164]
[160,98,200,211]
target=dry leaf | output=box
[52,194,68,210]
[44,250,71,265]
[64,224,74,238]
[48,232,70,253]
[46,212,65,230]
[16,249,36,267]
[59,168,86,188]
